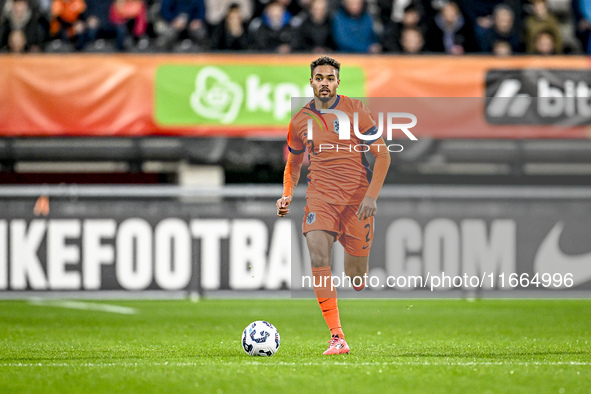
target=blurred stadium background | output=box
[1,0,590,298]
[2,1,591,392]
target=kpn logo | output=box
[155,65,365,127]
[485,69,591,125]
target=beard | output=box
[317,91,332,102]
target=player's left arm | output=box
[356,136,391,221]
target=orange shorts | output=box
[302,197,374,257]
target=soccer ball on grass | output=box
[241,321,280,356]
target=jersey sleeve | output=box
[287,121,305,155]
[356,100,380,144]
[365,136,391,200]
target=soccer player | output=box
[276,56,391,355]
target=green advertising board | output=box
[155,65,366,127]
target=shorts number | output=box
[364,224,371,242]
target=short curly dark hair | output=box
[310,56,340,78]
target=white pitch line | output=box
[242,361,591,367]
[1,361,590,368]
[28,298,137,315]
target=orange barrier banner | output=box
[0,54,589,138]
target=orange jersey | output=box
[288,95,379,206]
[52,0,86,23]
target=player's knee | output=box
[310,252,331,268]
[345,266,366,280]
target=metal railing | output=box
[0,184,591,200]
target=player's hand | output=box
[356,196,376,221]
[276,196,291,217]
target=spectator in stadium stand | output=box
[532,28,558,55]
[6,27,25,51]
[0,0,45,52]
[210,2,249,50]
[9,0,52,15]
[426,1,477,54]
[524,0,562,54]
[252,0,303,19]
[49,0,87,50]
[477,4,522,53]
[2,0,51,20]
[376,0,434,28]
[204,0,252,26]
[458,0,521,49]
[572,0,591,53]
[37,0,51,14]
[332,0,381,53]
[8,0,52,33]
[492,39,512,56]
[381,3,424,52]
[85,0,114,48]
[109,0,148,51]
[399,25,424,53]
[155,0,207,51]
[291,0,335,52]
[248,0,293,53]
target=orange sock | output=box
[312,266,344,339]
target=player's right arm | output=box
[277,123,305,217]
[277,151,304,217]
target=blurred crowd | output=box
[0,0,589,55]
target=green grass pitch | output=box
[1,298,590,393]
